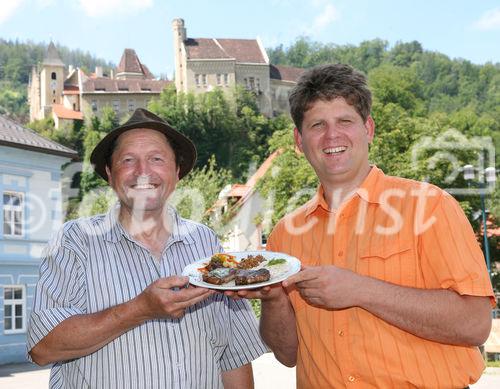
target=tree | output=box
[257,128,318,225]
[149,85,283,181]
[172,155,232,227]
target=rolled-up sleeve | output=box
[27,236,86,360]
[418,191,495,302]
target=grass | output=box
[486,359,500,368]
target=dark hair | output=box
[104,130,182,171]
[289,63,372,132]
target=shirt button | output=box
[348,375,355,382]
[338,250,343,257]
[337,330,344,336]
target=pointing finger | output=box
[283,267,317,287]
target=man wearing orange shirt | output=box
[233,64,494,388]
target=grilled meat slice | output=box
[202,268,237,285]
[235,268,271,285]
[237,254,265,269]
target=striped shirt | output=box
[267,166,494,389]
[27,206,267,389]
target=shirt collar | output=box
[104,204,195,246]
[304,165,386,217]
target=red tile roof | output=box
[270,64,305,82]
[116,48,155,79]
[216,39,267,63]
[228,184,251,198]
[245,149,283,188]
[185,38,267,63]
[52,104,84,120]
[209,150,284,215]
[63,85,80,95]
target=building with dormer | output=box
[172,19,304,116]
[28,44,170,128]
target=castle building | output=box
[28,43,170,128]
[172,18,303,116]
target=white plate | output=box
[182,251,301,290]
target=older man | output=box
[27,109,267,388]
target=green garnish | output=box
[266,258,287,266]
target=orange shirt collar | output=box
[305,165,385,217]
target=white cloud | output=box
[77,0,154,18]
[303,1,340,36]
[313,4,339,31]
[473,7,500,30]
[36,0,56,7]
[0,0,24,24]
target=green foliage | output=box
[257,129,318,225]
[171,156,232,226]
[149,85,280,180]
[28,116,84,155]
[0,39,113,123]
[0,81,28,121]
[80,107,118,194]
[250,299,261,318]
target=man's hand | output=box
[224,283,283,301]
[283,265,362,309]
[135,276,215,320]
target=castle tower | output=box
[39,42,65,118]
[172,18,187,93]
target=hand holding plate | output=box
[134,276,215,320]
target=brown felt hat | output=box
[90,108,197,181]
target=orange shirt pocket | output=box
[358,243,420,287]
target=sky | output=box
[1,0,499,78]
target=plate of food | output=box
[182,251,301,290]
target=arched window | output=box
[51,72,57,80]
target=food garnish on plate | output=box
[198,253,288,286]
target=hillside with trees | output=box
[2,37,497,277]
[260,38,499,280]
[0,39,114,122]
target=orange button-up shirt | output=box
[267,166,494,389]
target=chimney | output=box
[95,66,103,78]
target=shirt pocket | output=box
[358,243,419,287]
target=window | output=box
[256,78,261,92]
[216,74,222,85]
[195,73,200,86]
[223,73,229,86]
[112,100,120,113]
[201,74,207,86]
[3,285,26,334]
[127,99,135,112]
[261,232,268,248]
[51,72,56,80]
[3,192,23,237]
[91,100,98,112]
